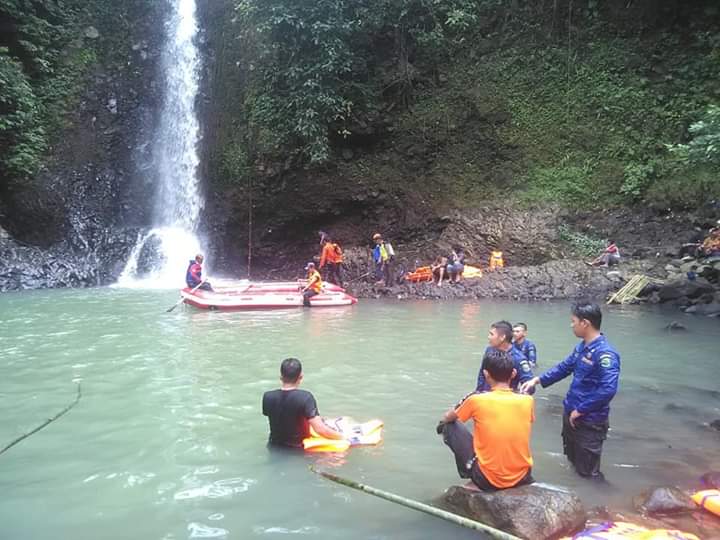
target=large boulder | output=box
[442,483,586,539]
[633,486,695,515]
[657,280,715,302]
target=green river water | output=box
[1,288,719,540]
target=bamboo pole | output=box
[312,467,522,540]
[0,383,82,456]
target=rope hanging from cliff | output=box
[0,382,82,456]
[310,467,521,540]
[247,174,253,279]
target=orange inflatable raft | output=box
[302,417,383,453]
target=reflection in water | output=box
[0,290,719,540]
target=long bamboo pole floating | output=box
[312,467,522,540]
[0,382,82,456]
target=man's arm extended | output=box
[309,416,345,440]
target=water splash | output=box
[117,0,204,287]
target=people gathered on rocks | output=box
[447,245,465,283]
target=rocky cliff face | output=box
[0,2,167,291]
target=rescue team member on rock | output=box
[438,349,534,491]
[590,239,621,267]
[372,233,396,286]
[477,321,534,393]
[262,358,344,448]
[520,302,620,479]
[319,236,344,286]
[513,322,538,367]
[186,254,213,291]
[301,262,323,307]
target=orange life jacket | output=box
[320,242,343,266]
[307,269,322,293]
[489,251,504,270]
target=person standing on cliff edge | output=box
[520,302,620,480]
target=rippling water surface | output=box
[1,289,719,539]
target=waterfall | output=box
[116,0,204,288]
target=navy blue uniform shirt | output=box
[513,339,537,367]
[539,334,620,423]
[476,346,534,392]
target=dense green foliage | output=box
[227,0,720,209]
[0,0,96,184]
[234,0,483,164]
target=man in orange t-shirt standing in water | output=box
[438,349,534,490]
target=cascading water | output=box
[117,0,204,288]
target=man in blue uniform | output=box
[520,302,620,479]
[513,322,538,367]
[477,321,534,393]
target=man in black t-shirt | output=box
[262,358,344,448]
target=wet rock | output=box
[701,471,720,489]
[664,321,687,331]
[634,487,695,515]
[442,483,586,539]
[710,420,720,432]
[658,280,715,302]
[684,303,720,316]
[84,26,100,39]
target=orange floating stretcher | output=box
[562,521,700,540]
[692,489,720,517]
[302,417,384,453]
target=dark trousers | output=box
[303,289,318,307]
[441,421,533,491]
[188,281,213,291]
[324,262,343,285]
[561,414,609,478]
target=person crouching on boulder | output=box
[186,254,213,291]
[301,262,322,307]
[262,358,344,448]
[438,349,534,491]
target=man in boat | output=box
[301,262,323,307]
[513,322,538,367]
[477,321,534,393]
[262,358,344,448]
[520,302,620,480]
[319,236,344,286]
[372,233,395,286]
[438,349,535,491]
[185,254,213,291]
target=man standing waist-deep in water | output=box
[262,358,343,448]
[521,302,620,479]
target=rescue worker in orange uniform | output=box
[301,262,323,307]
[319,236,344,286]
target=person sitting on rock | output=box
[513,322,538,367]
[447,246,465,283]
[438,349,535,491]
[431,255,448,286]
[590,240,620,267]
[477,321,534,393]
[262,358,344,448]
[185,254,213,291]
